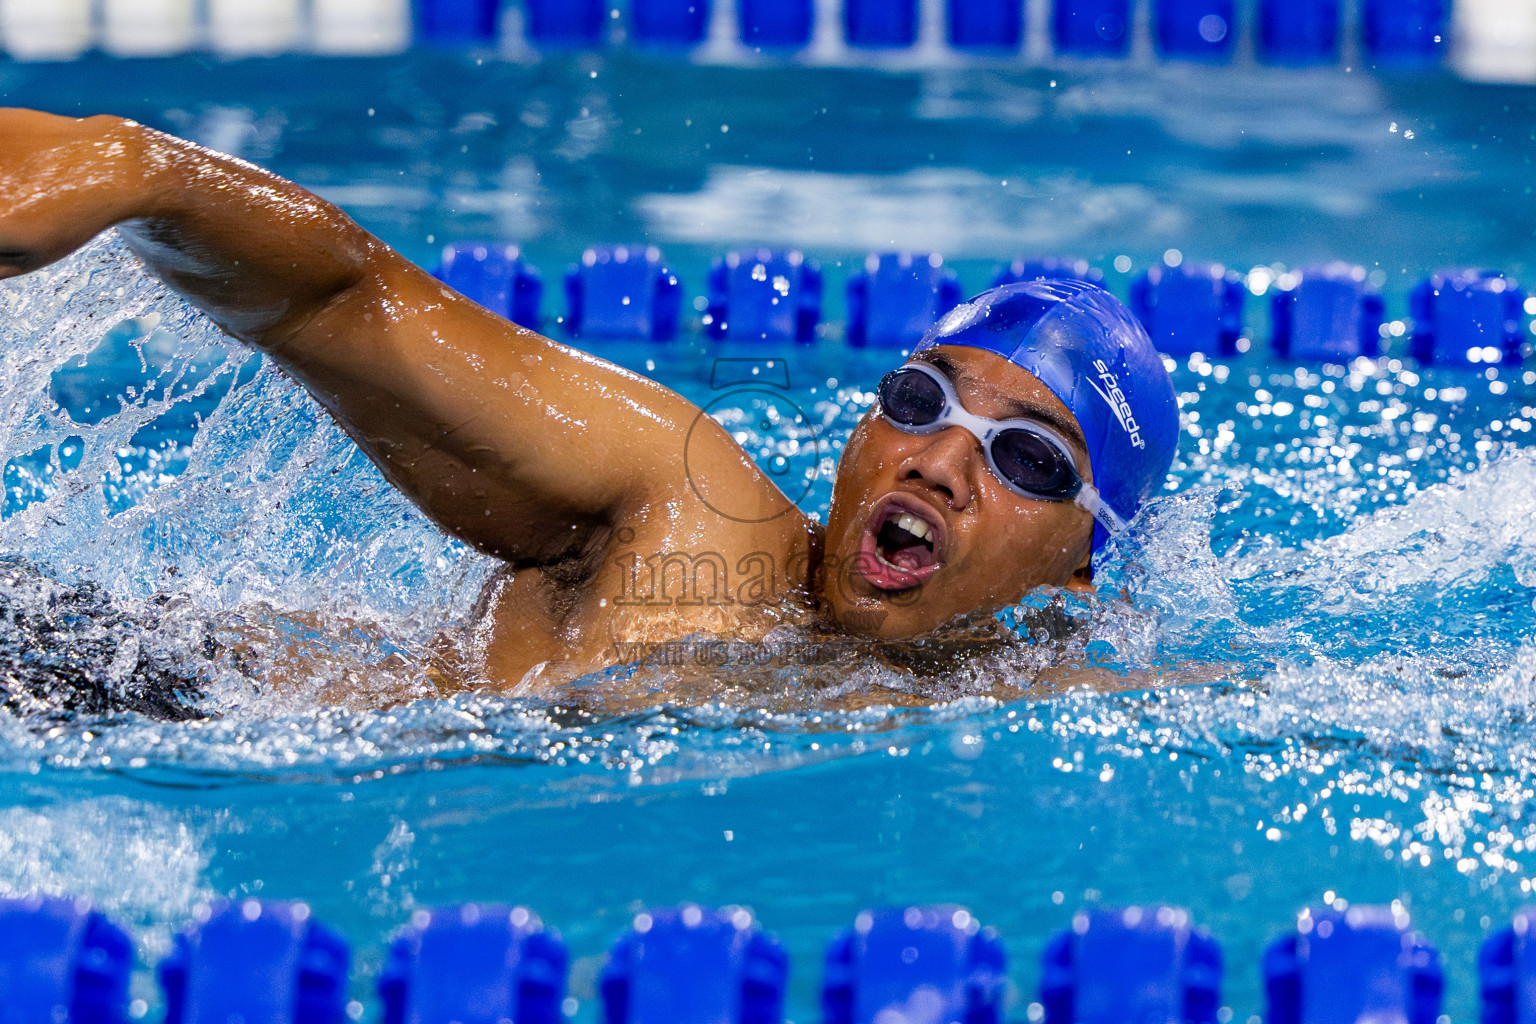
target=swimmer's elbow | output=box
[82,113,138,134]
[254,264,376,356]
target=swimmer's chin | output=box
[829,579,1102,640]
[824,562,941,637]
[827,593,947,639]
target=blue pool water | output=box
[3,49,1536,1020]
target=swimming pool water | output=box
[2,49,1536,1022]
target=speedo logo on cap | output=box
[1089,359,1145,449]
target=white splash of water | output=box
[0,797,210,958]
[0,234,497,713]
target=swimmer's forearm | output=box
[0,109,370,346]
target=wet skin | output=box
[0,110,1096,693]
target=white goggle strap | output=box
[1075,484,1129,536]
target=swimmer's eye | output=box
[990,428,1078,499]
[878,369,946,426]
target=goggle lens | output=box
[991,428,1078,499]
[878,369,946,427]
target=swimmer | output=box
[0,110,1179,697]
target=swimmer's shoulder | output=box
[471,508,823,692]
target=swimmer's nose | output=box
[896,427,975,512]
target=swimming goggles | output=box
[876,362,1129,535]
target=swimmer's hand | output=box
[0,109,365,336]
[0,110,805,586]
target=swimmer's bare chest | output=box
[473,515,826,692]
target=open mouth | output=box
[856,496,947,592]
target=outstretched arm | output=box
[0,109,779,571]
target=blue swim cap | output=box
[912,279,1180,553]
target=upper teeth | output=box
[889,511,932,543]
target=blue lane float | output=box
[565,244,684,341]
[1410,268,1526,368]
[433,242,543,329]
[0,895,133,1024]
[1154,0,1235,61]
[15,0,1455,71]
[601,905,788,1024]
[15,894,1536,1022]
[523,0,606,47]
[823,905,1006,1024]
[845,0,919,49]
[1041,906,1222,1024]
[1479,908,1536,1024]
[737,0,814,49]
[1270,263,1384,362]
[413,0,499,46]
[432,238,1522,366]
[846,252,962,348]
[631,0,711,47]
[160,900,351,1024]
[1257,0,1339,64]
[1053,0,1131,56]
[706,249,822,343]
[949,0,1026,50]
[1130,262,1245,357]
[1361,0,1448,65]
[380,903,567,1024]
[1263,904,1443,1024]
[994,255,1105,287]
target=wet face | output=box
[821,345,1097,638]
